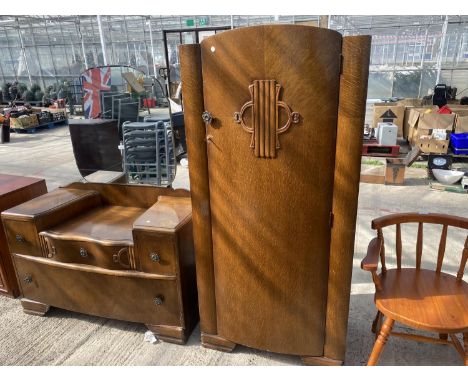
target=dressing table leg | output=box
[21,298,50,316]
[146,324,188,345]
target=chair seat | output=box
[375,268,468,333]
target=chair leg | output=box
[372,311,383,340]
[367,317,394,366]
[371,311,382,334]
[464,333,468,366]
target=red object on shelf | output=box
[143,98,156,108]
[438,105,452,114]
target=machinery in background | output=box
[432,84,458,107]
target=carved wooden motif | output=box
[233,80,300,158]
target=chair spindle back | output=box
[371,213,468,279]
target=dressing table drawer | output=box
[133,231,177,275]
[14,253,182,327]
[3,219,41,257]
[39,234,137,271]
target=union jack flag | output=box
[82,67,111,119]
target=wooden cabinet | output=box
[179,25,371,364]
[1,183,198,344]
[68,119,123,177]
[0,174,47,297]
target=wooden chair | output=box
[361,213,468,366]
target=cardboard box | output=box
[403,106,438,140]
[10,114,39,129]
[408,110,455,146]
[417,112,455,131]
[450,106,468,117]
[396,98,424,107]
[417,137,450,154]
[407,109,423,144]
[372,103,405,137]
[407,110,455,154]
[385,158,406,185]
[455,115,468,133]
[384,146,421,185]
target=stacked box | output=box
[455,115,468,133]
[9,114,39,129]
[403,106,438,139]
[372,102,405,137]
[407,110,455,154]
[49,108,67,121]
[37,111,53,125]
[396,98,424,107]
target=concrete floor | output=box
[0,124,467,365]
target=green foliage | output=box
[18,83,28,97]
[362,159,385,166]
[410,162,427,169]
[2,83,11,101]
[34,90,44,102]
[30,83,41,93]
[24,90,35,101]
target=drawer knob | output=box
[149,252,160,263]
[16,234,25,243]
[79,248,88,258]
[23,275,32,284]
[153,296,164,306]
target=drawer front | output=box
[2,219,41,257]
[39,234,136,271]
[134,230,178,275]
[14,254,182,327]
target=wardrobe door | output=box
[200,25,342,355]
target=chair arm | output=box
[361,236,383,272]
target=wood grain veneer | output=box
[180,25,371,364]
[0,174,47,297]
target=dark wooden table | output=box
[0,174,47,297]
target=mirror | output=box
[69,65,186,187]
